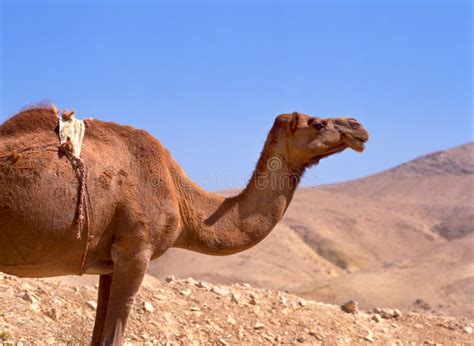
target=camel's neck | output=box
[172,133,304,255]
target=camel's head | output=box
[274,112,369,167]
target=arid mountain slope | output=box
[296,233,474,319]
[324,142,474,205]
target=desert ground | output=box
[0,274,472,344]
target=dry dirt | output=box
[0,274,472,345]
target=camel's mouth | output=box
[345,137,366,153]
[340,129,369,153]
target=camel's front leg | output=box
[100,239,152,345]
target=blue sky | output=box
[1,0,472,189]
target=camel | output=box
[0,105,369,345]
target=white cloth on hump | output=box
[59,115,85,158]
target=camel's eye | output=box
[313,122,325,131]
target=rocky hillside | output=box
[375,142,474,178]
[0,274,472,345]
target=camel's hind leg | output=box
[100,238,152,345]
[91,273,112,345]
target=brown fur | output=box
[0,106,368,344]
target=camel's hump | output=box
[1,105,58,137]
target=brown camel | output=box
[0,106,369,344]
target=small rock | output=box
[143,301,154,313]
[393,309,402,318]
[30,302,41,312]
[211,286,230,296]
[165,275,175,283]
[238,327,245,340]
[298,299,307,307]
[196,280,211,289]
[45,337,57,344]
[254,322,265,330]
[86,300,97,310]
[279,294,288,305]
[381,308,394,319]
[20,292,37,304]
[190,306,200,312]
[248,293,258,305]
[372,314,382,323]
[242,283,252,288]
[463,326,472,334]
[180,289,192,297]
[45,307,61,321]
[20,283,32,290]
[218,339,228,346]
[226,315,236,325]
[364,330,374,343]
[185,277,197,285]
[296,335,305,343]
[231,292,241,304]
[341,300,358,314]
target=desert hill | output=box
[0,274,472,344]
[149,142,474,318]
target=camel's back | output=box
[0,106,58,139]
[1,106,161,145]
[1,106,172,162]
[1,105,179,204]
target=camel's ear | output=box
[274,112,302,132]
[290,112,301,132]
[62,110,75,121]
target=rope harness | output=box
[57,110,91,274]
[60,148,91,274]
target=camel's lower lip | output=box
[348,140,365,152]
[342,133,367,153]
